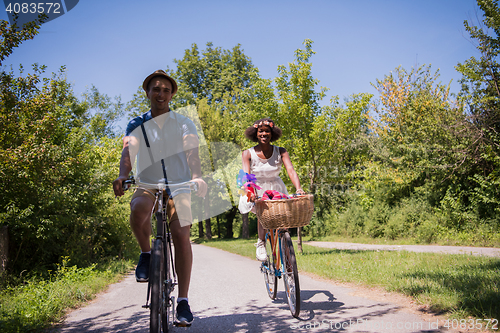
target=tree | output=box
[0,65,131,273]
[274,39,328,193]
[452,0,500,223]
[369,65,466,211]
[0,14,46,65]
[273,40,374,248]
[172,43,262,238]
[171,42,258,108]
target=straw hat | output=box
[142,69,178,95]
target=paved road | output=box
[55,243,457,333]
[305,241,500,257]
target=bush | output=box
[0,67,136,275]
[335,200,367,237]
[0,257,133,332]
[385,197,431,240]
[365,201,390,238]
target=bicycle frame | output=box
[265,229,285,275]
[144,183,177,308]
[261,226,301,318]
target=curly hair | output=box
[244,118,282,142]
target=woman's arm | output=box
[242,149,251,174]
[241,149,257,201]
[280,147,306,195]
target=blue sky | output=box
[1,0,481,132]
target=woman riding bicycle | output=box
[239,118,305,261]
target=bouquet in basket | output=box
[237,169,261,202]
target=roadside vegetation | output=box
[197,238,500,321]
[0,258,133,332]
[1,0,500,332]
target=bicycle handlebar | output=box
[122,178,198,193]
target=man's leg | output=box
[130,195,154,251]
[167,192,194,325]
[170,220,192,298]
[130,190,155,281]
[170,219,194,325]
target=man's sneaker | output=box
[175,300,193,326]
[135,253,150,282]
[255,239,267,261]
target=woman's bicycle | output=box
[123,176,197,333]
[255,194,314,318]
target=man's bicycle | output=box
[123,177,197,333]
[255,194,314,318]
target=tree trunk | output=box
[217,216,221,238]
[203,188,211,239]
[225,206,237,239]
[0,226,8,273]
[241,213,249,239]
[197,197,204,238]
[198,221,204,238]
[204,218,212,239]
[297,227,303,254]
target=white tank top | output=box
[249,146,288,196]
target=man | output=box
[113,70,207,326]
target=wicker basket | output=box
[255,194,314,229]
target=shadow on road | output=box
[187,293,412,332]
[50,289,439,333]
[51,304,149,333]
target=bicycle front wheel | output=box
[150,239,167,332]
[163,238,173,332]
[281,231,300,318]
[263,233,278,300]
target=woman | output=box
[239,118,305,261]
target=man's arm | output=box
[183,134,207,197]
[112,136,137,197]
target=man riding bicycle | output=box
[112,70,207,326]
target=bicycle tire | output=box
[150,239,167,332]
[263,233,278,300]
[281,231,300,317]
[163,237,172,332]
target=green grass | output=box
[0,258,134,333]
[197,237,500,321]
[302,233,500,247]
[303,234,425,245]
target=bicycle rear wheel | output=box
[280,231,300,317]
[263,233,278,300]
[150,239,167,332]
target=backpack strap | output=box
[140,123,155,165]
[140,123,168,181]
